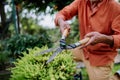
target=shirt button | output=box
[88,25,91,28]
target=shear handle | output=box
[74,37,90,47]
[79,37,90,45]
[61,29,69,39]
[66,37,90,49]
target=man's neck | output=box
[90,0,102,8]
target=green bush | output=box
[1,34,52,60]
[10,46,76,80]
[0,40,10,70]
[0,51,9,70]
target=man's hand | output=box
[58,18,71,34]
[81,32,114,48]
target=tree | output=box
[0,0,73,39]
[0,0,19,39]
[14,0,74,13]
[0,0,10,39]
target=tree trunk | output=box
[16,5,20,34]
[0,1,7,39]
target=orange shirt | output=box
[55,0,120,66]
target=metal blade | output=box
[35,47,59,56]
[46,48,62,64]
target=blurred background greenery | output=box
[0,0,120,80]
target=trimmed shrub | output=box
[10,46,76,80]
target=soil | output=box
[0,64,14,80]
[0,70,11,80]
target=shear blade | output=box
[66,44,77,49]
[46,47,62,64]
[35,47,59,56]
[40,48,57,54]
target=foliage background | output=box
[0,0,120,80]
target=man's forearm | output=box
[103,35,114,47]
[57,18,65,26]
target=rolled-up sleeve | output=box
[54,0,80,26]
[111,15,120,48]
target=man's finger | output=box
[80,37,94,49]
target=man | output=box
[54,0,120,80]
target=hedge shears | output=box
[36,29,90,64]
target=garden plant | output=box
[10,46,78,80]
